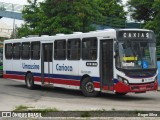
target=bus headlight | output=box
[117,75,129,85]
[123,79,129,85]
[118,76,123,81]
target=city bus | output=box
[0,42,3,76]
[3,29,158,96]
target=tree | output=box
[17,0,102,37]
[17,0,126,37]
[17,0,41,37]
[95,0,126,28]
[22,0,41,29]
[17,24,35,37]
[127,0,155,22]
[40,0,102,34]
[127,0,160,45]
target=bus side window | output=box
[21,42,30,60]
[5,43,13,59]
[13,43,21,59]
[82,37,97,60]
[54,40,66,60]
[31,41,40,60]
[67,38,80,60]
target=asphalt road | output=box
[0,78,160,111]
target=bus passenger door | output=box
[100,39,114,91]
[41,43,53,84]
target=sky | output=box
[0,0,128,29]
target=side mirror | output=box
[114,42,118,51]
[114,43,119,58]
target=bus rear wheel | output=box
[81,77,99,97]
[25,73,34,89]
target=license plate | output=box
[140,86,146,90]
[144,78,153,82]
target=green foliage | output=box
[96,0,125,19]
[81,111,91,117]
[127,0,160,45]
[127,0,155,22]
[14,105,34,111]
[17,0,126,38]
[95,0,126,27]
[23,0,40,29]
[17,24,38,37]
[40,0,98,34]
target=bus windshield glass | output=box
[117,41,156,69]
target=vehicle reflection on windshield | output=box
[117,41,156,69]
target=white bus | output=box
[3,29,158,96]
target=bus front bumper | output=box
[114,81,158,93]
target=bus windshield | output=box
[117,41,156,69]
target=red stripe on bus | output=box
[33,77,41,82]
[4,74,80,86]
[110,86,114,91]
[3,74,101,88]
[53,79,80,86]
[3,74,25,80]
[94,82,100,88]
[103,86,109,90]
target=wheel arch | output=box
[25,71,32,81]
[80,74,91,89]
[25,71,35,89]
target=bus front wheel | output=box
[25,73,34,89]
[81,77,99,97]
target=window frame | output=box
[31,41,40,60]
[5,43,13,59]
[54,39,66,60]
[13,43,21,60]
[21,42,31,60]
[67,38,81,60]
[82,37,98,60]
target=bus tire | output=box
[81,77,99,97]
[25,73,34,89]
[115,92,127,96]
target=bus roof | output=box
[3,28,153,43]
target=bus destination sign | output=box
[117,31,154,40]
[123,32,149,38]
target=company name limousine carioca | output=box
[22,63,39,70]
[56,64,73,71]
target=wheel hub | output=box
[86,82,94,93]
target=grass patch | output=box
[96,108,106,111]
[29,108,59,116]
[134,110,145,114]
[112,108,116,111]
[14,105,34,111]
[29,108,59,112]
[81,111,91,117]
[13,105,58,113]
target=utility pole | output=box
[12,3,16,39]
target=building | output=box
[0,20,12,38]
